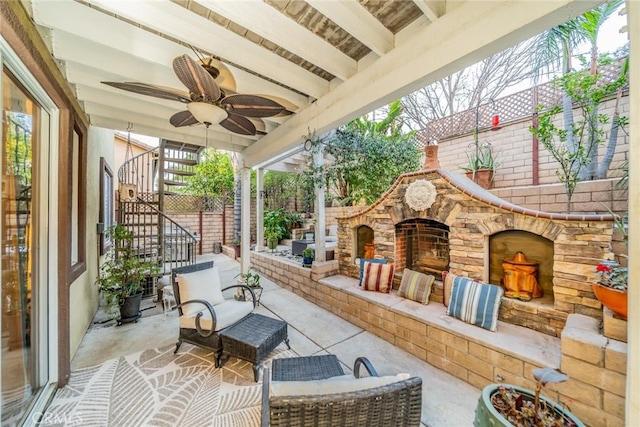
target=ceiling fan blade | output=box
[220,113,256,136]
[170,110,199,127]
[256,94,298,116]
[199,57,237,93]
[173,54,221,101]
[221,94,285,118]
[102,82,191,103]
[248,118,267,135]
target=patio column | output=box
[240,154,251,274]
[313,140,326,262]
[256,167,264,252]
[627,0,639,421]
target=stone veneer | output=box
[336,169,617,336]
[250,251,626,426]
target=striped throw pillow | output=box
[358,258,387,286]
[447,276,503,331]
[441,271,457,307]
[362,262,395,293]
[398,269,435,304]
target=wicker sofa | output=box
[171,261,257,367]
[261,356,423,427]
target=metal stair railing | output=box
[117,145,198,292]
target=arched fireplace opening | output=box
[356,225,374,258]
[489,230,554,304]
[395,219,449,276]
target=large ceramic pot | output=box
[474,384,584,427]
[592,283,627,319]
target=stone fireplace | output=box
[395,219,449,276]
[336,169,617,337]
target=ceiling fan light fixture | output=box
[187,102,228,126]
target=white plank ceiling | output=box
[28,0,604,168]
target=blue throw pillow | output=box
[358,258,387,286]
[446,276,503,331]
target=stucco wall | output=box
[68,126,114,358]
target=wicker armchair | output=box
[171,261,256,367]
[261,356,423,427]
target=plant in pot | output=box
[234,267,263,305]
[475,368,584,426]
[594,260,627,319]
[593,211,627,319]
[302,248,314,268]
[98,224,158,325]
[264,209,287,250]
[231,238,241,259]
[462,142,500,189]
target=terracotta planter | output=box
[592,283,627,319]
[465,169,494,189]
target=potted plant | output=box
[235,267,263,305]
[474,368,584,426]
[462,142,500,189]
[302,247,314,267]
[265,229,279,252]
[594,260,627,319]
[592,211,627,319]
[98,224,158,324]
[231,238,241,259]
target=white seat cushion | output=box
[178,299,254,331]
[177,267,225,316]
[270,373,411,396]
[325,236,338,243]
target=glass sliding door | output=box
[1,68,47,425]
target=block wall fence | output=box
[435,95,630,191]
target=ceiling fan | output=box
[102,54,290,136]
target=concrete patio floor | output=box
[72,252,480,426]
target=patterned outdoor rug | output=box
[44,343,294,426]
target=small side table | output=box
[220,313,290,382]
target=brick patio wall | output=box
[250,251,626,426]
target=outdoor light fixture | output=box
[473,97,500,166]
[187,102,228,126]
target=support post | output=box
[313,141,326,262]
[240,155,251,274]
[256,168,264,252]
[626,1,639,421]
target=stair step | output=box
[164,158,197,166]
[120,222,159,227]
[165,168,196,176]
[164,180,187,186]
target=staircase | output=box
[117,139,201,296]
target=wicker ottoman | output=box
[220,313,290,382]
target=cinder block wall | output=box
[437,96,629,189]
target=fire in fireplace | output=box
[395,219,449,276]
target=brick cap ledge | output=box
[319,275,561,369]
